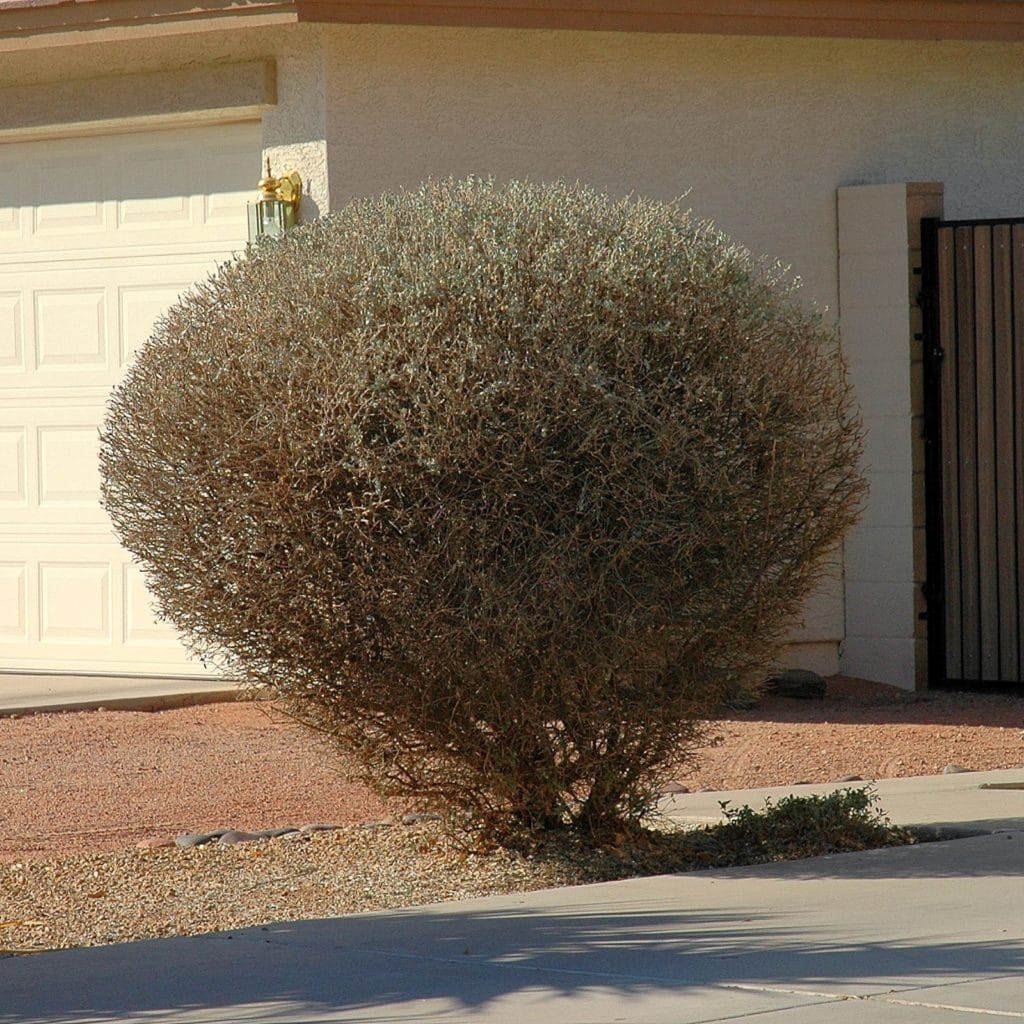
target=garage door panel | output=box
[123,564,180,647]
[203,138,263,225]
[1,262,221,390]
[0,428,26,506]
[0,404,105,527]
[38,424,102,509]
[0,540,201,673]
[0,292,24,370]
[20,275,115,381]
[39,561,111,643]
[0,123,256,256]
[0,562,26,640]
[0,120,258,678]
[117,264,221,364]
[0,540,119,649]
[34,287,108,371]
[0,198,18,238]
[32,156,107,237]
[117,147,194,230]
[120,284,184,364]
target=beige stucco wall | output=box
[322,26,1024,301]
[8,20,1024,682]
[320,25,1024,680]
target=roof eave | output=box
[294,0,1024,41]
[0,0,298,52]
[2,0,1023,44]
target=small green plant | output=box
[707,786,911,865]
[531,787,914,881]
[100,178,865,845]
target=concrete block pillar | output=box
[837,182,943,689]
[260,26,331,222]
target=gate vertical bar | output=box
[920,218,948,687]
[992,224,1017,680]
[973,226,999,680]
[955,226,981,680]
[937,227,962,682]
[1013,225,1024,684]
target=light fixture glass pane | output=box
[247,200,292,241]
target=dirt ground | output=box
[1,676,1021,863]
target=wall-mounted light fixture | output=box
[247,159,302,241]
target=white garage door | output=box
[0,121,259,676]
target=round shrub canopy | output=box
[101,178,865,840]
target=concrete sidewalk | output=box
[663,765,1024,836]
[0,674,240,714]
[2,769,1023,1023]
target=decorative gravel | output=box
[2,676,1021,955]
[0,822,580,955]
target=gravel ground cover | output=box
[672,677,1024,792]
[0,823,574,954]
[1,675,1021,954]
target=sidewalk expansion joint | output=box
[723,982,868,1001]
[879,997,1024,1018]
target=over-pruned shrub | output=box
[100,178,865,843]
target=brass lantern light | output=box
[247,158,302,241]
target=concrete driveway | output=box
[2,770,1022,1023]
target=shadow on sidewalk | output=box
[2,888,1022,1023]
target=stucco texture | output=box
[319,25,1023,675]
[324,26,1023,306]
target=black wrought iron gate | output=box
[921,217,1024,690]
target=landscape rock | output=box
[135,837,175,850]
[837,774,864,783]
[175,831,229,849]
[763,669,827,700]
[402,812,442,826]
[660,783,690,795]
[218,830,268,845]
[299,823,343,834]
[944,764,971,774]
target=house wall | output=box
[322,27,1024,292]
[321,25,1024,683]
[5,21,1023,684]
